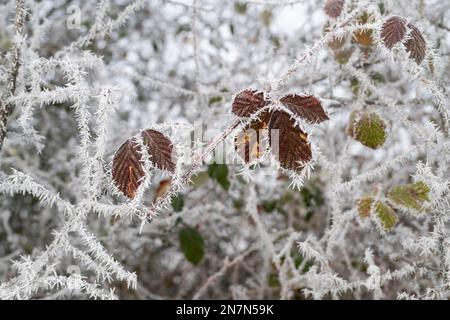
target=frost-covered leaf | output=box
[405,23,426,64]
[269,111,312,172]
[179,226,204,265]
[235,125,262,164]
[354,30,374,47]
[353,13,374,47]
[324,0,344,18]
[112,138,145,198]
[327,36,346,51]
[357,196,374,218]
[235,112,270,163]
[375,201,398,231]
[280,94,329,124]
[324,23,347,51]
[112,129,175,198]
[353,113,387,149]
[381,16,407,49]
[142,129,176,173]
[232,89,267,117]
[387,181,430,212]
[334,48,354,64]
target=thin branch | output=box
[0,0,26,152]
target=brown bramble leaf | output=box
[280,94,329,124]
[112,129,175,199]
[381,16,407,49]
[381,17,427,64]
[268,111,312,172]
[142,129,176,173]
[405,23,426,64]
[232,89,268,117]
[231,90,328,172]
[235,112,271,163]
[235,112,270,163]
[112,138,145,199]
[324,0,345,18]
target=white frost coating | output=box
[0,0,448,300]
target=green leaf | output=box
[279,191,294,204]
[300,186,324,221]
[179,227,204,265]
[268,273,280,287]
[300,186,324,208]
[334,48,354,65]
[353,112,387,149]
[171,194,184,212]
[387,181,430,212]
[378,2,385,14]
[176,24,191,35]
[152,40,159,52]
[357,196,374,218]
[370,72,386,84]
[229,23,235,35]
[351,77,360,96]
[233,199,243,209]
[208,96,223,106]
[208,163,230,190]
[375,201,398,231]
[262,200,278,213]
[302,259,315,273]
[234,2,247,14]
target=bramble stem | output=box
[0,0,26,152]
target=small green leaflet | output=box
[208,96,222,106]
[353,112,387,149]
[357,196,374,218]
[179,226,205,265]
[375,201,398,231]
[356,196,398,231]
[387,181,430,212]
